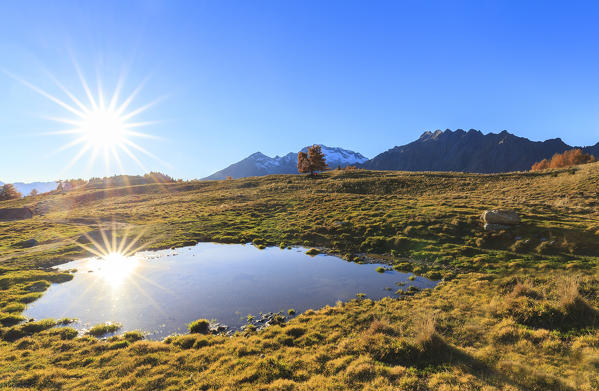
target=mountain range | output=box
[363,129,599,173]
[202,145,368,180]
[203,129,599,179]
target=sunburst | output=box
[74,223,149,287]
[4,61,163,174]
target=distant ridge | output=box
[203,130,599,180]
[202,145,368,180]
[362,129,599,173]
[0,180,57,196]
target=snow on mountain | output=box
[302,145,368,167]
[202,145,368,180]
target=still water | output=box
[24,243,436,339]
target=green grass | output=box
[86,322,122,337]
[0,165,597,389]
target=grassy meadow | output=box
[0,163,598,390]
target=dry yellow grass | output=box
[0,164,597,389]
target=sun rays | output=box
[3,61,164,175]
[57,222,176,320]
[74,223,149,287]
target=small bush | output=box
[188,319,210,334]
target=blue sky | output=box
[1,0,598,182]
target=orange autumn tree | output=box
[531,149,596,171]
[297,145,329,176]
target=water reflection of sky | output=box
[24,243,437,339]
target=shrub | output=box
[188,319,210,334]
[0,184,22,200]
[531,149,596,171]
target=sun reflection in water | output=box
[89,252,139,287]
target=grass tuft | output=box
[188,319,210,334]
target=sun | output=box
[73,223,150,288]
[90,252,139,287]
[79,108,128,149]
[4,62,163,173]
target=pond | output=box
[24,243,437,339]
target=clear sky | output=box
[1,0,598,182]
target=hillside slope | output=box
[0,164,598,390]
